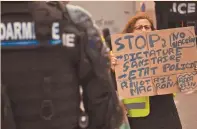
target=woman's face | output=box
[133,19,152,33]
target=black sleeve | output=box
[66,4,124,129]
[79,25,123,129]
[79,28,113,129]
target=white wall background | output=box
[70,1,137,34]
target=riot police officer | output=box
[1,1,123,129]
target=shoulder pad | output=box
[66,4,110,54]
[66,4,94,29]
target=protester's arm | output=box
[66,4,124,129]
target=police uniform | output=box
[1,2,123,129]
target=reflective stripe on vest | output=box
[125,102,146,109]
[123,93,176,118]
[123,96,150,118]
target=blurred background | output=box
[70,1,197,35]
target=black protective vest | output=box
[1,2,84,129]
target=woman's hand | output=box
[110,52,118,71]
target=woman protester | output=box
[110,12,182,129]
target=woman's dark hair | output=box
[122,12,155,33]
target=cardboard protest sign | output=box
[111,27,197,99]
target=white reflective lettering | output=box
[32,23,36,39]
[52,22,60,40]
[178,3,186,14]
[6,22,14,40]
[62,33,75,47]
[0,22,61,41]
[22,22,33,39]
[173,3,177,13]
[0,23,6,40]
[172,2,196,14]
[14,22,22,40]
[188,3,196,13]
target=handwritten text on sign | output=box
[111,27,197,98]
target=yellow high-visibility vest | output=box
[122,96,150,117]
[122,94,176,117]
